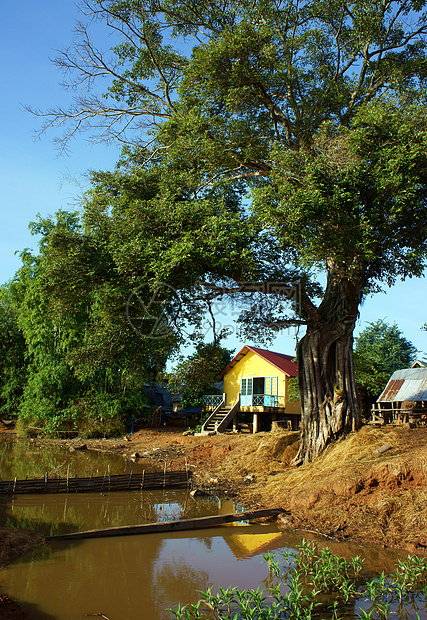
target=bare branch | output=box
[27,1,185,151]
[254,82,296,147]
[26,93,171,153]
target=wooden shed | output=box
[371,367,427,425]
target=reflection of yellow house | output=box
[202,346,300,434]
[226,529,285,560]
[217,498,285,559]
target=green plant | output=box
[171,544,427,620]
[263,551,281,579]
[193,412,212,434]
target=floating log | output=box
[0,470,191,495]
[46,508,284,541]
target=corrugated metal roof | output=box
[380,379,404,401]
[377,368,427,402]
[386,368,427,381]
[222,345,298,377]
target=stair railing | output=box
[201,394,226,432]
[216,395,240,433]
[202,394,224,409]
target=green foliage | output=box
[354,320,417,397]
[84,165,256,293]
[42,0,427,299]
[287,359,300,402]
[1,208,172,437]
[67,392,128,438]
[0,285,28,416]
[254,102,427,287]
[28,0,427,454]
[50,2,427,335]
[166,342,233,408]
[171,541,427,620]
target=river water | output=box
[0,439,423,620]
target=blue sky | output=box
[0,1,120,282]
[1,1,427,360]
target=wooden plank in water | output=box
[45,508,284,541]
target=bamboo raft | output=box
[0,470,191,495]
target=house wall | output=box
[223,349,300,414]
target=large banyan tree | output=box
[33,0,427,462]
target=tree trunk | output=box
[293,271,363,464]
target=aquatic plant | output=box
[170,541,427,620]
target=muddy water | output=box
[0,440,419,620]
[0,439,206,537]
[3,519,306,619]
[0,439,155,481]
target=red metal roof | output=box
[222,345,297,377]
[379,379,404,402]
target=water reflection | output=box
[0,438,155,481]
[0,440,422,620]
[0,488,229,537]
[1,525,288,620]
[2,522,419,620]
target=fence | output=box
[202,394,224,408]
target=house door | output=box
[252,377,265,405]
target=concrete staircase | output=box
[200,397,240,434]
[203,407,231,433]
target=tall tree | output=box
[354,320,417,398]
[0,285,28,416]
[33,0,427,461]
[5,209,179,436]
[166,341,234,408]
[10,241,86,433]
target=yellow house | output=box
[202,345,300,434]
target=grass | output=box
[170,540,427,619]
[213,426,427,548]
